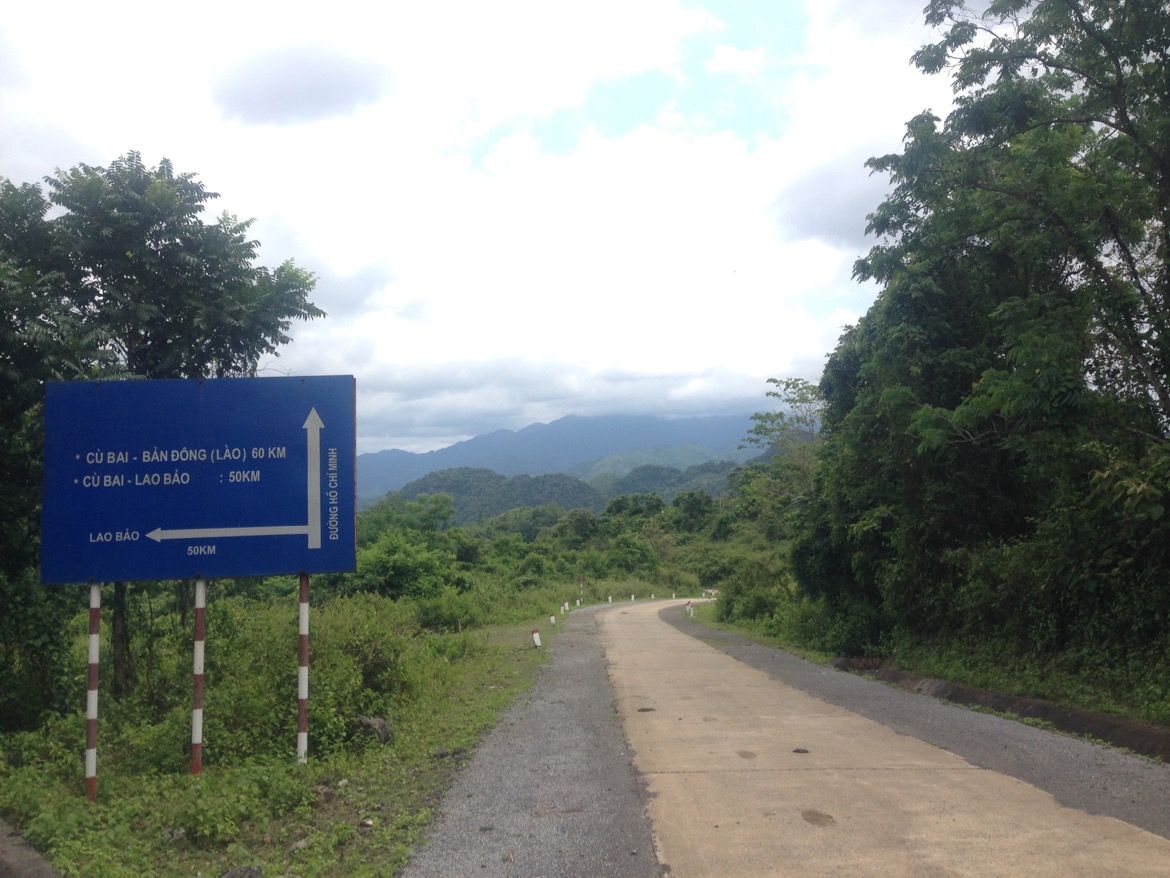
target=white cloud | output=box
[212,46,388,125]
[0,0,956,453]
[706,44,768,76]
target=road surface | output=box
[603,600,1170,876]
[407,599,1170,876]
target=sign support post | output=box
[192,578,206,774]
[85,583,101,800]
[297,571,310,764]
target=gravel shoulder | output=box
[400,605,660,877]
[0,820,59,878]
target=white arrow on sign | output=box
[147,525,309,542]
[304,408,322,549]
[146,407,326,547]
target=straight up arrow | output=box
[305,408,323,549]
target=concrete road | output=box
[601,600,1170,877]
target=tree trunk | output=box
[175,579,191,630]
[111,581,134,699]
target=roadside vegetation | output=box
[0,489,705,876]
[711,0,1170,729]
[5,397,1166,873]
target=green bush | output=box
[412,587,484,633]
[0,712,83,778]
[605,534,659,576]
[177,760,312,846]
[106,707,190,774]
[657,568,700,594]
[766,595,889,657]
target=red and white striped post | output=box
[297,572,310,764]
[85,583,101,800]
[191,577,206,775]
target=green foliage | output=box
[350,530,450,599]
[604,533,659,576]
[668,490,716,533]
[741,377,824,495]
[783,0,1170,667]
[0,152,325,732]
[766,596,891,658]
[547,507,599,549]
[411,587,484,633]
[42,152,324,380]
[175,761,314,847]
[0,574,564,873]
[476,504,564,543]
[0,572,83,730]
[398,468,604,525]
[575,443,749,482]
[599,493,665,533]
[893,634,1170,726]
[310,595,416,717]
[356,493,455,547]
[605,460,737,502]
[387,459,742,528]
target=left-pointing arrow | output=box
[146,525,311,542]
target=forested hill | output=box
[393,459,742,525]
[396,469,605,524]
[357,413,755,498]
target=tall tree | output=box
[45,152,322,379]
[792,0,1170,654]
[741,377,825,497]
[0,152,325,708]
[899,0,1170,430]
[733,378,826,542]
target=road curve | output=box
[602,600,1170,877]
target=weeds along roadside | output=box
[0,580,637,877]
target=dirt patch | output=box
[834,659,1170,762]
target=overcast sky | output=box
[1,1,954,453]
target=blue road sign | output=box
[41,376,356,583]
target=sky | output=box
[1,1,955,454]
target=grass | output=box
[888,638,1170,727]
[690,602,1170,730]
[0,620,557,877]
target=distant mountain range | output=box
[357,413,758,500]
